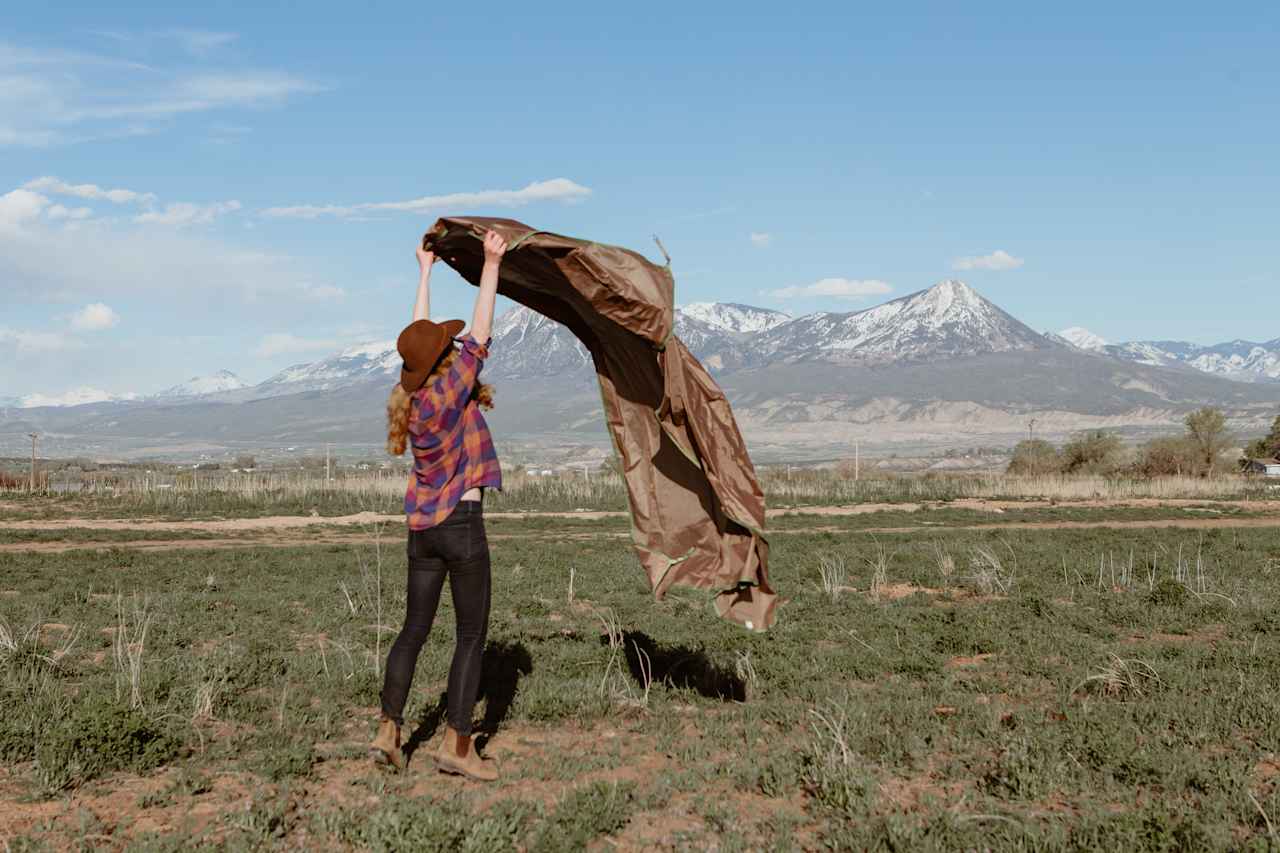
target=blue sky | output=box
[2,2,1277,402]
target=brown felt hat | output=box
[397,319,466,393]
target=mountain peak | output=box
[155,370,249,399]
[1059,326,1108,351]
[679,302,790,334]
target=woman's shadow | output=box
[402,639,533,762]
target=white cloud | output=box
[749,232,771,248]
[0,327,78,354]
[951,249,1024,271]
[70,303,120,331]
[254,333,338,358]
[25,176,156,205]
[47,204,93,220]
[0,190,325,305]
[20,386,136,408]
[769,278,894,301]
[0,189,49,229]
[135,200,242,226]
[262,178,592,219]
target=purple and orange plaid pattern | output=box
[404,334,502,530]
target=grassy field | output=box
[4,470,1277,521]
[3,491,1280,850]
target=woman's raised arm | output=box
[469,230,507,342]
[412,242,436,322]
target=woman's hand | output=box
[482,231,508,266]
[416,244,438,271]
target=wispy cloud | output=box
[0,327,79,354]
[0,39,320,147]
[88,28,239,57]
[70,302,120,331]
[254,332,338,358]
[262,178,592,220]
[749,232,771,248]
[298,284,345,302]
[951,249,1024,271]
[769,278,893,302]
[135,200,242,226]
[25,176,156,205]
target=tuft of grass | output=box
[531,781,637,853]
[817,554,848,602]
[965,543,1016,595]
[1072,654,1162,700]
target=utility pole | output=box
[28,433,38,493]
[1028,418,1037,442]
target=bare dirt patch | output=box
[3,496,1278,534]
[947,653,998,669]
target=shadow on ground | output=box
[612,630,746,702]
[402,639,534,761]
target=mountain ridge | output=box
[5,279,1277,461]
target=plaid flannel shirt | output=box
[404,334,502,530]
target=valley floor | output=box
[2,496,1279,849]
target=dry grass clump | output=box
[1072,655,1161,699]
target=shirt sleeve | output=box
[408,335,490,435]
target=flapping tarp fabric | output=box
[424,217,777,631]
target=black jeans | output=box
[380,501,491,735]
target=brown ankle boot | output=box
[370,716,405,770]
[435,725,498,781]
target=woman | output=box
[370,230,508,781]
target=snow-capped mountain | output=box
[20,387,139,408]
[1103,339,1280,383]
[679,302,790,334]
[1058,327,1108,351]
[155,370,249,399]
[487,280,1059,374]
[487,305,591,378]
[756,279,1057,365]
[253,340,400,397]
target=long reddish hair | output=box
[386,345,494,456]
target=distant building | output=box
[1244,458,1280,478]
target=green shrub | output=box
[1147,578,1190,607]
[253,738,315,781]
[1061,430,1124,475]
[33,694,180,795]
[1006,439,1062,475]
[531,781,636,853]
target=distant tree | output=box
[1183,407,1231,476]
[1006,439,1062,475]
[1135,436,1197,477]
[604,453,624,476]
[1244,414,1280,461]
[234,455,257,471]
[1061,430,1123,474]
